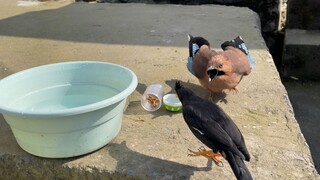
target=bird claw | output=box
[215,160,224,167]
[187,146,223,167]
[198,146,206,151]
[229,87,238,94]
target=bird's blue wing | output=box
[187,43,199,76]
[221,36,255,69]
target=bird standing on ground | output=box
[175,81,252,180]
[187,35,255,93]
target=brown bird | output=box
[187,35,255,93]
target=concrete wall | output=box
[283,0,320,80]
[287,0,320,30]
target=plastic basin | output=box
[0,61,138,158]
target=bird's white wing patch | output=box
[192,127,204,135]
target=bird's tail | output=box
[225,151,253,180]
[188,34,210,58]
[221,36,255,69]
[187,34,210,76]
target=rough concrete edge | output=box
[0,152,151,180]
[285,29,320,45]
[282,85,320,178]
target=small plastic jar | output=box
[141,84,164,111]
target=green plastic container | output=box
[0,61,138,158]
[163,94,182,112]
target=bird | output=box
[175,81,252,180]
[187,34,255,93]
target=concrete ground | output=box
[0,0,319,179]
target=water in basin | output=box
[10,83,119,112]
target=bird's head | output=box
[174,81,194,103]
[207,53,229,81]
[207,65,226,81]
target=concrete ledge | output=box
[283,29,320,79]
[0,1,319,179]
[285,29,320,45]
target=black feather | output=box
[188,34,210,58]
[175,81,252,180]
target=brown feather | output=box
[194,46,251,93]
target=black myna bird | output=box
[175,81,252,180]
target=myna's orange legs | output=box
[188,146,223,167]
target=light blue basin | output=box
[0,61,138,158]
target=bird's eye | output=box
[218,64,223,68]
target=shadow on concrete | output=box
[165,79,229,103]
[1,114,212,179]
[164,79,228,103]
[0,3,192,47]
[106,141,213,179]
[0,114,23,154]
[0,3,261,48]
[124,80,228,119]
[283,80,320,174]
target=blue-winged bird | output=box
[187,35,255,93]
[175,81,252,180]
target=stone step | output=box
[283,29,320,80]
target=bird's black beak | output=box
[175,81,183,91]
[174,81,183,100]
[207,66,225,81]
[207,66,219,81]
